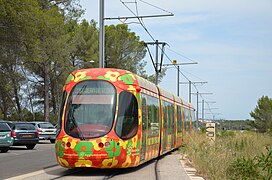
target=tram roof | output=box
[67,68,194,110]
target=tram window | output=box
[177,106,182,133]
[115,91,138,139]
[168,104,174,133]
[65,80,116,139]
[163,101,168,132]
[184,108,190,132]
[147,95,159,137]
[142,95,147,131]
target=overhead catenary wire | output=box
[120,0,156,41]
[119,0,201,88]
[166,47,198,64]
[119,1,199,86]
[119,0,219,118]
[138,0,173,15]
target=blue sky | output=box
[80,0,272,120]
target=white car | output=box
[30,122,56,143]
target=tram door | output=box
[140,96,147,161]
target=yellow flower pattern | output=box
[74,72,87,82]
[122,156,131,167]
[104,71,120,82]
[102,158,113,168]
[127,85,136,91]
[75,159,92,167]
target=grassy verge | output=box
[179,131,272,180]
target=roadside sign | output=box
[206,122,215,143]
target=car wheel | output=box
[26,144,36,149]
[50,139,55,143]
[0,147,9,153]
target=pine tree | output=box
[250,96,272,133]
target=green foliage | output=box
[181,131,272,180]
[250,96,272,133]
[217,130,235,138]
[0,0,41,119]
[105,24,147,75]
[0,0,162,121]
[0,0,81,120]
[227,147,272,180]
[227,157,260,180]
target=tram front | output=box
[55,69,141,168]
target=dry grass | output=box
[180,131,272,180]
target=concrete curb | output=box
[179,155,205,180]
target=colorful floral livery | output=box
[55,68,195,168]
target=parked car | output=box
[30,122,56,143]
[0,122,13,153]
[8,122,39,149]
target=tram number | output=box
[206,123,215,143]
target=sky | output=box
[80,0,272,120]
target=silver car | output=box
[30,122,56,143]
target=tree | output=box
[104,23,165,83]
[105,24,147,75]
[250,96,272,133]
[24,3,73,122]
[0,0,41,120]
[68,19,99,68]
[0,0,83,121]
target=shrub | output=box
[227,147,272,180]
[180,131,272,180]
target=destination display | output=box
[72,87,115,95]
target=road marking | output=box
[6,165,60,180]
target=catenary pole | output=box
[155,40,159,85]
[180,81,207,103]
[177,65,180,96]
[99,0,105,68]
[196,91,199,129]
[163,62,197,96]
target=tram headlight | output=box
[66,142,71,147]
[61,142,65,148]
[98,142,104,148]
[105,142,110,147]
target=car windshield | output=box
[38,123,54,129]
[0,123,11,131]
[15,123,36,130]
[65,80,116,139]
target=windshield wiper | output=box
[68,110,85,140]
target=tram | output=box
[55,68,195,168]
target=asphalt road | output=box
[0,141,193,180]
[0,141,57,179]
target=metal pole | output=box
[177,65,180,96]
[202,99,204,122]
[99,0,105,68]
[189,81,192,103]
[155,40,159,85]
[196,91,199,129]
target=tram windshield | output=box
[65,80,116,139]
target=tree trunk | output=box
[44,62,50,122]
[0,86,8,120]
[51,80,57,115]
[12,78,22,120]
